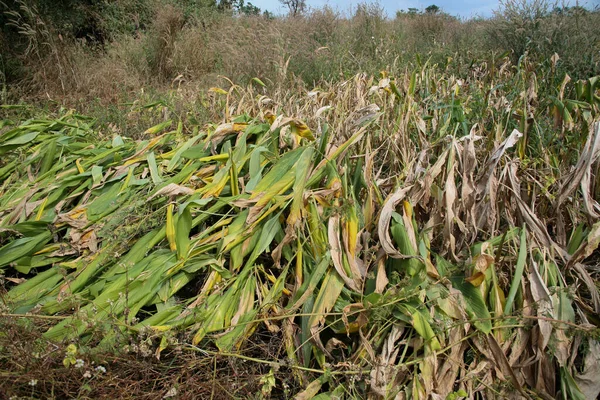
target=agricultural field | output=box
[1,1,600,399]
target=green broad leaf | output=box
[308,268,345,338]
[246,212,283,267]
[288,256,330,311]
[397,304,441,350]
[560,367,587,400]
[29,255,64,269]
[88,280,106,299]
[2,221,49,237]
[556,290,575,323]
[251,77,266,87]
[14,257,33,274]
[244,123,270,136]
[157,279,171,302]
[434,253,454,277]
[471,228,519,256]
[181,145,209,159]
[215,308,258,351]
[167,133,202,172]
[288,147,314,226]
[0,130,41,146]
[0,232,52,268]
[567,223,587,255]
[450,276,492,334]
[144,120,172,135]
[39,138,57,175]
[248,147,305,196]
[364,292,382,306]
[245,165,265,192]
[91,165,103,186]
[213,273,257,351]
[504,226,526,315]
[167,272,192,296]
[175,206,192,260]
[182,257,220,274]
[6,267,57,300]
[179,197,212,212]
[249,146,268,177]
[0,159,18,181]
[112,135,124,147]
[87,183,129,221]
[133,306,182,329]
[262,264,289,306]
[300,295,315,367]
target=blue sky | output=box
[248,0,500,18]
[248,0,598,19]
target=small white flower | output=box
[95,366,106,374]
[74,359,85,368]
[28,379,38,386]
[83,370,92,379]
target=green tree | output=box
[236,0,261,15]
[425,4,440,14]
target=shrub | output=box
[487,0,600,78]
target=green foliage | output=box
[425,4,440,14]
[236,0,261,15]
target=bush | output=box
[487,0,600,78]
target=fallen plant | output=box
[1,56,600,399]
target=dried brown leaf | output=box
[555,122,600,218]
[370,325,404,397]
[378,186,421,260]
[375,250,389,293]
[328,216,361,291]
[294,377,323,400]
[486,334,526,397]
[209,122,247,148]
[574,340,600,400]
[529,259,553,352]
[148,183,194,200]
[436,326,466,397]
[572,263,600,314]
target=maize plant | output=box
[1,59,600,398]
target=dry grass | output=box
[4,2,597,108]
[0,315,296,399]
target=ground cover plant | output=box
[1,48,600,398]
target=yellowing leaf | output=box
[465,272,485,287]
[208,87,228,95]
[166,203,177,252]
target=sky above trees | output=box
[251,0,597,18]
[251,0,500,17]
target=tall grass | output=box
[2,1,598,106]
